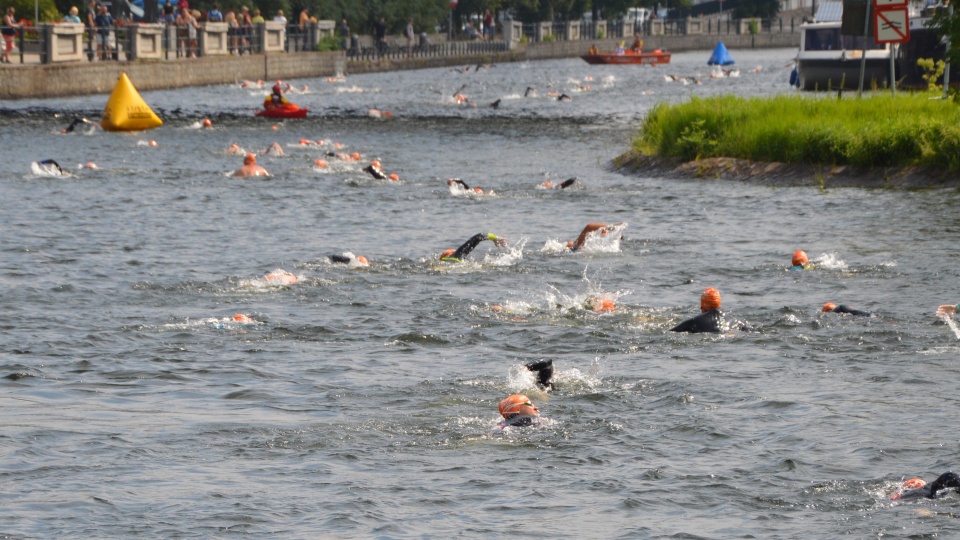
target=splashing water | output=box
[814,252,849,271]
[940,315,960,339]
[484,238,526,266]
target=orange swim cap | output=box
[202,118,212,128]
[700,287,721,312]
[473,187,483,194]
[389,173,400,181]
[314,159,328,168]
[233,313,252,323]
[350,152,361,161]
[903,478,927,489]
[243,153,256,165]
[356,255,369,266]
[822,302,837,312]
[566,241,574,249]
[371,160,382,169]
[299,138,312,145]
[542,181,553,188]
[499,394,535,418]
[148,140,158,147]
[440,249,456,259]
[792,250,808,266]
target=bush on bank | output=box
[635,94,960,171]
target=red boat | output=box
[580,49,671,66]
[256,98,309,119]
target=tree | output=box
[930,6,960,66]
[733,0,778,19]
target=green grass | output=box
[634,94,960,171]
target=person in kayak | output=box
[498,394,541,428]
[822,302,875,317]
[439,233,507,263]
[270,79,288,105]
[890,472,960,501]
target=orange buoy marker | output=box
[101,73,163,132]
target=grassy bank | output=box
[634,94,960,172]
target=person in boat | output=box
[61,117,92,134]
[498,394,541,429]
[822,302,875,317]
[525,359,555,389]
[614,41,626,54]
[270,79,288,106]
[232,152,269,177]
[329,253,370,267]
[630,34,643,53]
[439,233,507,263]
[567,222,624,252]
[790,249,813,270]
[588,43,599,55]
[671,287,724,334]
[891,472,960,501]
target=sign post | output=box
[872,0,909,95]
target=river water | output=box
[3,47,960,538]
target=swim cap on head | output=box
[822,302,837,312]
[792,250,808,266]
[440,249,456,259]
[700,287,721,312]
[202,118,212,128]
[350,152,361,161]
[903,478,927,489]
[243,153,256,165]
[233,313,252,323]
[389,173,399,181]
[356,255,369,266]
[371,160,382,169]
[314,159,327,168]
[499,394,534,418]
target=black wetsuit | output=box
[63,118,90,133]
[498,414,540,429]
[671,308,723,334]
[525,359,555,389]
[558,178,577,189]
[445,233,492,262]
[362,164,387,180]
[897,472,960,500]
[38,159,64,174]
[329,255,352,264]
[449,179,471,190]
[828,304,874,317]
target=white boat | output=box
[794,21,892,91]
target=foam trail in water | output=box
[940,315,960,339]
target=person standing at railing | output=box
[184,9,201,57]
[482,9,494,40]
[405,18,414,55]
[64,6,81,23]
[94,4,113,60]
[338,18,349,50]
[224,10,237,53]
[238,5,251,54]
[250,8,264,24]
[374,17,386,55]
[206,3,222,22]
[1,7,19,64]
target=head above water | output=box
[903,477,927,489]
[498,394,539,419]
[822,302,837,312]
[700,287,721,312]
[243,153,256,165]
[792,249,808,266]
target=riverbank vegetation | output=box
[634,94,960,172]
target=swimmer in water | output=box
[232,153,270,177]
[498,394,541,428]
[891,472,960,500]
[263,269,298,285]
[525,359,555,389]
[329,253,370,267]
[439,233,507,263]
[226,143,245,155]
[362,160,388,180]
[936,304,960,318]
[539,177,577,189]
[567,222,625,252]
[447,178,486,195]
[670,287,724,334]
[790,249,813,270]
[261,142,285,156]
[35,159,64,175]
[822,302,875,317]
[61,117,92,133]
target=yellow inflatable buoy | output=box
[101,73,162,132]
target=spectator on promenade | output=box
[224,9,238,52]
[85,0,96,27]
[185,9,201,57]
[273,9,285,23]
[405,18,414,54]
[2,7,19,64]
[94,4,114,60]
[251,8,264,23]
[483,9,494,40]
[239,5,251,54]
[338,18,349,50]
[374,17,386,55]
[64,6,81,22]
[206,3,222,22]
[465,22,481,40]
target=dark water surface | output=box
[3,49,960,538]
